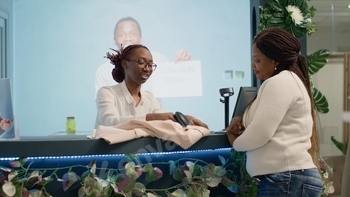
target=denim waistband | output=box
[253,168,318,180]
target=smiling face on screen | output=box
[114,20,142,49]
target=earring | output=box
[274,67,277,70]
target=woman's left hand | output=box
[186,115,209,129]
[226,116,244,135]
[226,131,239,145]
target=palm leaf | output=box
[312,86,329,113]
[331,136,347,155]
[307,49,330,75]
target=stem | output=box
[27,164,87,171]
[146,183,185,192]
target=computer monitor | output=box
[0,78,19,140]
[232,87,257,118]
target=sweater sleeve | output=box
[232,77,296,151]
[96,88,147,127]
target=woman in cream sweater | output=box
[226,28,322,197]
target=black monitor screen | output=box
[232,87,257,118]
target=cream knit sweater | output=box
[233,71,316,177]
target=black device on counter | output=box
[174,111,190,127]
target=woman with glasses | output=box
[94,44,207,129]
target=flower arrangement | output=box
[259,0,316,37]
[0,154,236,197]
[318,156,335,196]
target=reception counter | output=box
[0,133,237,197]
[0,132,231,157]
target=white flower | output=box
[325,181,335,194]
[286,5,304,25]
[323,172,329,178]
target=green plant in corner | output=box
[330,136,347,155]
[307,49,330,113]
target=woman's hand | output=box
[226,131,239,145]
[186,115,209,129]
[146,113,176,121]
[0,119,11,130]
[226,116,244,135]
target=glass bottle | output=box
[66,117,76,133]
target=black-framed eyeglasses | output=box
[126,59,157,71]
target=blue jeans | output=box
[255,168,323,197]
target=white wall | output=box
[307,28,350,54]
[312,61,344,156]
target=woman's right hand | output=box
[226,116,244,135]
[146,113,176,121]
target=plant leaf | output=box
[172,167,183,181]
[101,185,113,197]
[9,161,21,168]
[8,171,18,182]
[60,172,80,191]
[205,176,222,187]
[125,161,136,178]
[213,166,226,177]
[312,87,329,113]
[168,188,187,197]
[146,193,159,197]
[183,170,192,183]
[185,161,195,173]
[145,167,163,183]
[78,187,85,197]
[132,182,146,196]
[201,189,210,197]
[218,155,226,166]
[0,166,12,172]
[142,163,153,172]
[307,49,330,75]
[29,189,43,197]
[88,159,97,174]
[221,176,235,187]
[119,177,136,193]
[135,165,143,179]
[168,160,176,174]
[331,136,347,155]
[2,181,16,196]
